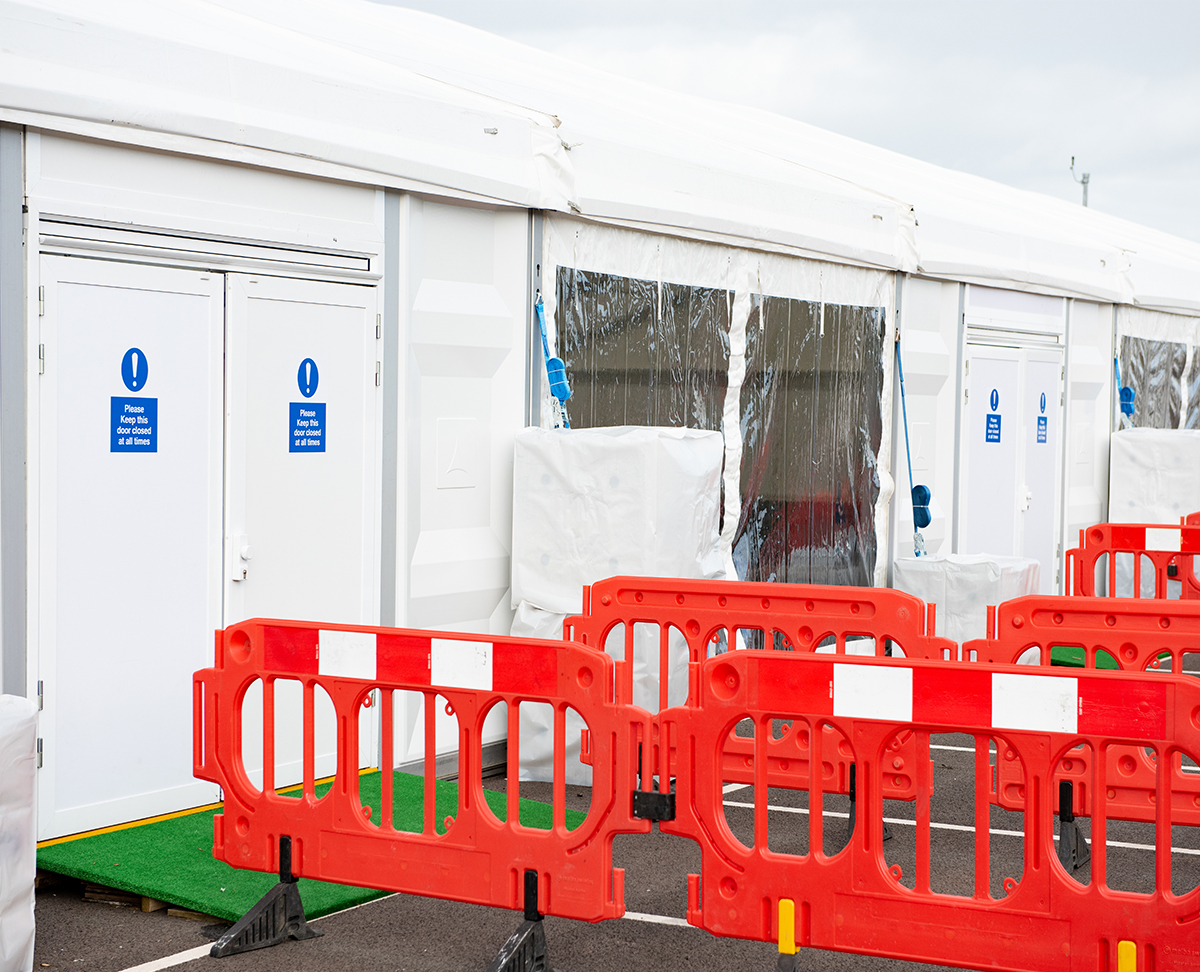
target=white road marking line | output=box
[115,893,402,972]
[114,894,698,971]
[622,911,693,927]
[725,801,1200,855]
[115,944,211,972]
[722,782,750,793]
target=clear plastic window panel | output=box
[733,296,884,586]
[558,267,729,431]
[558,266,885,589]
[1187,348,1200,430]
[1121,335,1186,429]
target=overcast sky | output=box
[378,1,1200,243]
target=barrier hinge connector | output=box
[632,790,676,821]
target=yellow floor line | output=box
[37,768,382,849]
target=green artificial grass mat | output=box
[37,771,586,923]
[1049,645,1121,669]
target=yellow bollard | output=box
[778,899,796,956]
[1117,940,1136,972]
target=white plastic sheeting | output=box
[511,426,723,783]
[511,426,724,613]
[0,695,36,972]
[893,555,1041,648]
[1108,429,1200,524]
[4,1,1200,310]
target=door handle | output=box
[231,535,251,581]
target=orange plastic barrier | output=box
[564,577,954,806]
[194,619,648,924]
[964,595,1200,824]
[197,598,1200,971]
[564,577,956,705]
[963,593,1200,671]
[666,647,1200,971]
[1065,520,1200,599]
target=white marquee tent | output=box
[2,0,1199,310]
[3,0,1200,840]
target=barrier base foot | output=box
[485,918,557,972]
[776,953,800,972]
[209,880,323,958]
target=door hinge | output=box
[38,344,44,375]
[965,360,970,375]
[36,738,43,769]
[375,361,381,386]
[37,680,43,711]
[376,314,381,340]
[964,388,969,401]
[38,285,44,317]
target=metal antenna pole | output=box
[1070,156,1090,207]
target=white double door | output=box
[959,345,1063,593]
[37,259,380,838]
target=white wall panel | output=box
[1063,301,1113,553]
[399,200,528,764]
[892,277,960,560]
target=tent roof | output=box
[3,0,1199,313]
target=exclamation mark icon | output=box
[305,360,311,395]
[131,350,139,389]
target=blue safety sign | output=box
[986,388,1001,442]
[290,402,326,452]
[121,347,148,392]
[111,397,157,452]
[297,358,319,398]
[986,414,1001,443]
[112,348,156,452]
[1037,416,1047,443]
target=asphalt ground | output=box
[33,733,1198,972]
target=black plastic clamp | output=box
[632,790,676,821]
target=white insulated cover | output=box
[511,426,723,784]
[1108,429,1200,523]
[893,555,1041,648]
[512,426,725,614]
[0,695,37,972]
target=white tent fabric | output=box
[3,0,1200,313]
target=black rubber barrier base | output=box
[484,917,552,972]
[484,868,561,972]
[776,954,801,972]
[210,835,323,958]
[209,880,323,957]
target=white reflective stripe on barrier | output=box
[833,664,913,721]
[992,672,1077,733]
[431,638,493,690]
[318,630,377,679]
[1145,527,1181,552]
